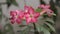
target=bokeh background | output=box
[0,0,60,34]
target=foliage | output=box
[49,0,58,21]
[6,0,18,8]
[4,23,14,34]
[40,0,46,5]
[0,0,56,34]
[0,5,2,20]
[55,0,60,7]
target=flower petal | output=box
[25,14,30,18]
[44,5,50,9]
[10,10,17,16]
[26,17,31,24]
[16,18,21,24]
[46,9,53,16]
[34,12,40,18]
[39,4,45,8]
[31,17,37,23]
[29,7,34,14]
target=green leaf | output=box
[42,27,50,34]
[35,8,42,12]
[12,0,18,6]
[45,19,54,24]
[7,0,18,7]
[0,5,2,20]
[35,23,51,34]
[53,13,56,16]
[35,23,41,32]
[4,23,14,34]
[40,0,46,5]
[45,23,55,32]
[35,23,45,32]
[7,0,12,7]
[43,14,48,18]
[20,26,31,34]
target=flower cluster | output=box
[39,4,54,16]
[10,4,53,24]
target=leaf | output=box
[43,14,48,18]
[20,26,31,34]
[40,0,46,5]
[12,0,18,6]
[42,27,50,34]
[35,23,51,34]
[6,0,11,7]
[53,13,56,16]
[4,23,14,34]
[45,19,54,24]
[7,0,18,8]
[0,5,2,20]
[45,23,55,32]
[35,23,41,32]
[35,8,42,12]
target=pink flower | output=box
[39,4,50,9]
[46,9,53,17]
[39,4,53,16]
[10,10,24,24]
[24,6,35,15]
[24,6,40,24]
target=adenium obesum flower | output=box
[10,5,54,24]
[39,4,53,16]
[10,5,40,24]
[24,6,40,24]
[10,10,24,24]
[46,9,53,17]
[39,4,50,9]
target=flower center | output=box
[30,14,33,17]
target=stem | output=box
[33,23,39,34]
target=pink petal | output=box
[10,11,17,16]
[25,14,30,18]
[34,12,40,18]
[24,5,34,14]
[24,5,29,10]
[47,9,53,16]
[29,6,34,14]
[40,10,46,15]
[39,4,45,8]
[26,17,31,24]
[10,17,16,24]
[45,5,50,9]
[31,17,37,23]
[38,4,50,9]
[24,5,29,12]
[18,11,25,19]
[10,20,15,24]
[16,18,21,24]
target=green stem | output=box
[33,23,39,34]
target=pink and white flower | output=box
[10,5,54,24]
[39,4,53,16]
[10,10,24,24]
[24,6,40,24]
[39,4,50,9]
